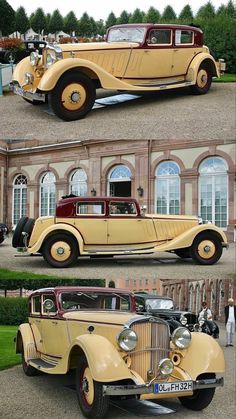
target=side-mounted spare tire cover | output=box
[12,217,35,248]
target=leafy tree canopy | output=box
[15,6,30,34]
[179,4,194,22]
[105,11,117,29]
[197,2,215,19]
[78,12,92,37]
[129,8,144,23]
[31,8,46,33]
[143,7,160,23]
[48,9,64,33]
[161,5,176,21]
[0,0,15,36]
[117,10,130,24]
[64,11,78,35]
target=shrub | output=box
[0,37,24,50]
[0,297,28,325]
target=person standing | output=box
[224,298,236,347]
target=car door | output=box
[107,201,157,246]
[171,29,197,76]
[29,294,43,353]
[40,293,69,357]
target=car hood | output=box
[147,309,198,322]
[145,213,198,221]
[63,311,140,325]
[58,41,139,52]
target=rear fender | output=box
[187,53,219,82]
[28,223,84,254]
[16,323,38,361]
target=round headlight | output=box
[172,327,191,349]
[180,315,187,326]
[30,51,39,66]
[46,52,56,66]
[158,358,174,376]
[117,328,137,352]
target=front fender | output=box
[176,332,225,380]
[73,334,134,382]
[28,223,84,254]
[154,224,227,252]
[16,323,38,361]
[187,52,219,81]
[37,58,134,91]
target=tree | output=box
[64,11,78,35]
[78,12,92,37]
[161,5,176,22]
[129,8,144,23]
[217,0,236,18]
[179,5,194,22]
[31,8,46,34]
[196,2,215,19]
[143,7,160,23]
[15,6,29,35]
[105,12,117,29]
[117,10,130,24]
[96,19,105,36]
[0,0,15,36]
[89,17,97,36]
[45,13,51,34]
[48,9,64,34]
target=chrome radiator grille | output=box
[130,319,170,382]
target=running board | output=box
[30,358,56,369]
[134,80,190,88]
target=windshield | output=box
[145,298,174,310]
[107,27,145,43]
[60,291,131,311]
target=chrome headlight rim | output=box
[180,314,188,326]
[46,52,56,67]
[117,328,138,352]
[158,358,174,376]
[172,326,191,349]
[30,51,39,66]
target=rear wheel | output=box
[42,233,78,268]
[76,356,109,418]
[190,233,222,265]
[190,64,212,95]
[49,72,96,121]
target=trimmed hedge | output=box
[0,297,28,325]
[0,277,105,294]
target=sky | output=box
[8,1,231,21]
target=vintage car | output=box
[10,23,225,121]
[12,196,228,268]
[135,293,219,338]
[0,40,47,64]
[0,223,8,244]
[16,286,224,418]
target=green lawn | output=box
[214,73,236,82]
[0,269,63,279]
[0,325,21,370]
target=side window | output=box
[149,30,172,45]
[175,30,194,45]
[109,201,137,215]
[31,296,41,314]
[76,201,105,215]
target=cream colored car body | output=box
[16,287,224,409]
[11,24,226,121]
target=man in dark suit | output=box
[224,298,236,347]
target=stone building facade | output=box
[0,138,235,240]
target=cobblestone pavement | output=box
[0,238,235,281]
[1,83,235,142]
[0,325,235,419]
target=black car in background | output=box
[0,40,47,64]
[0,223,8,244]
[135,293,219,338]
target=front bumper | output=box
[103,377,223,396]
[10,82,45,102]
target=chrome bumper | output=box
[10,82,46,102]
[103,377,223,396]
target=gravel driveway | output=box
[1,83,235,142]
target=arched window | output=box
[108,165,132,196]
[199,157,228,228]
[69,169,87,196]
[12,175,27,226]
[40,172,56,216]
[155,161,180,214]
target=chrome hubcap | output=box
[56,247,65,255]
[70,91,81,103]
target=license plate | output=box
[154,380,193,394]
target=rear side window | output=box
[31,296,41,314]
[175,30,194,45]
[76,201,105,215]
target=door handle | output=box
[52,321,58,325]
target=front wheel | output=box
[76,356,109,418]
[49,71,96,121]
[190,233,222,265]
[42,234,78,268]
[190,64,212,95]
[179,374,216,410]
